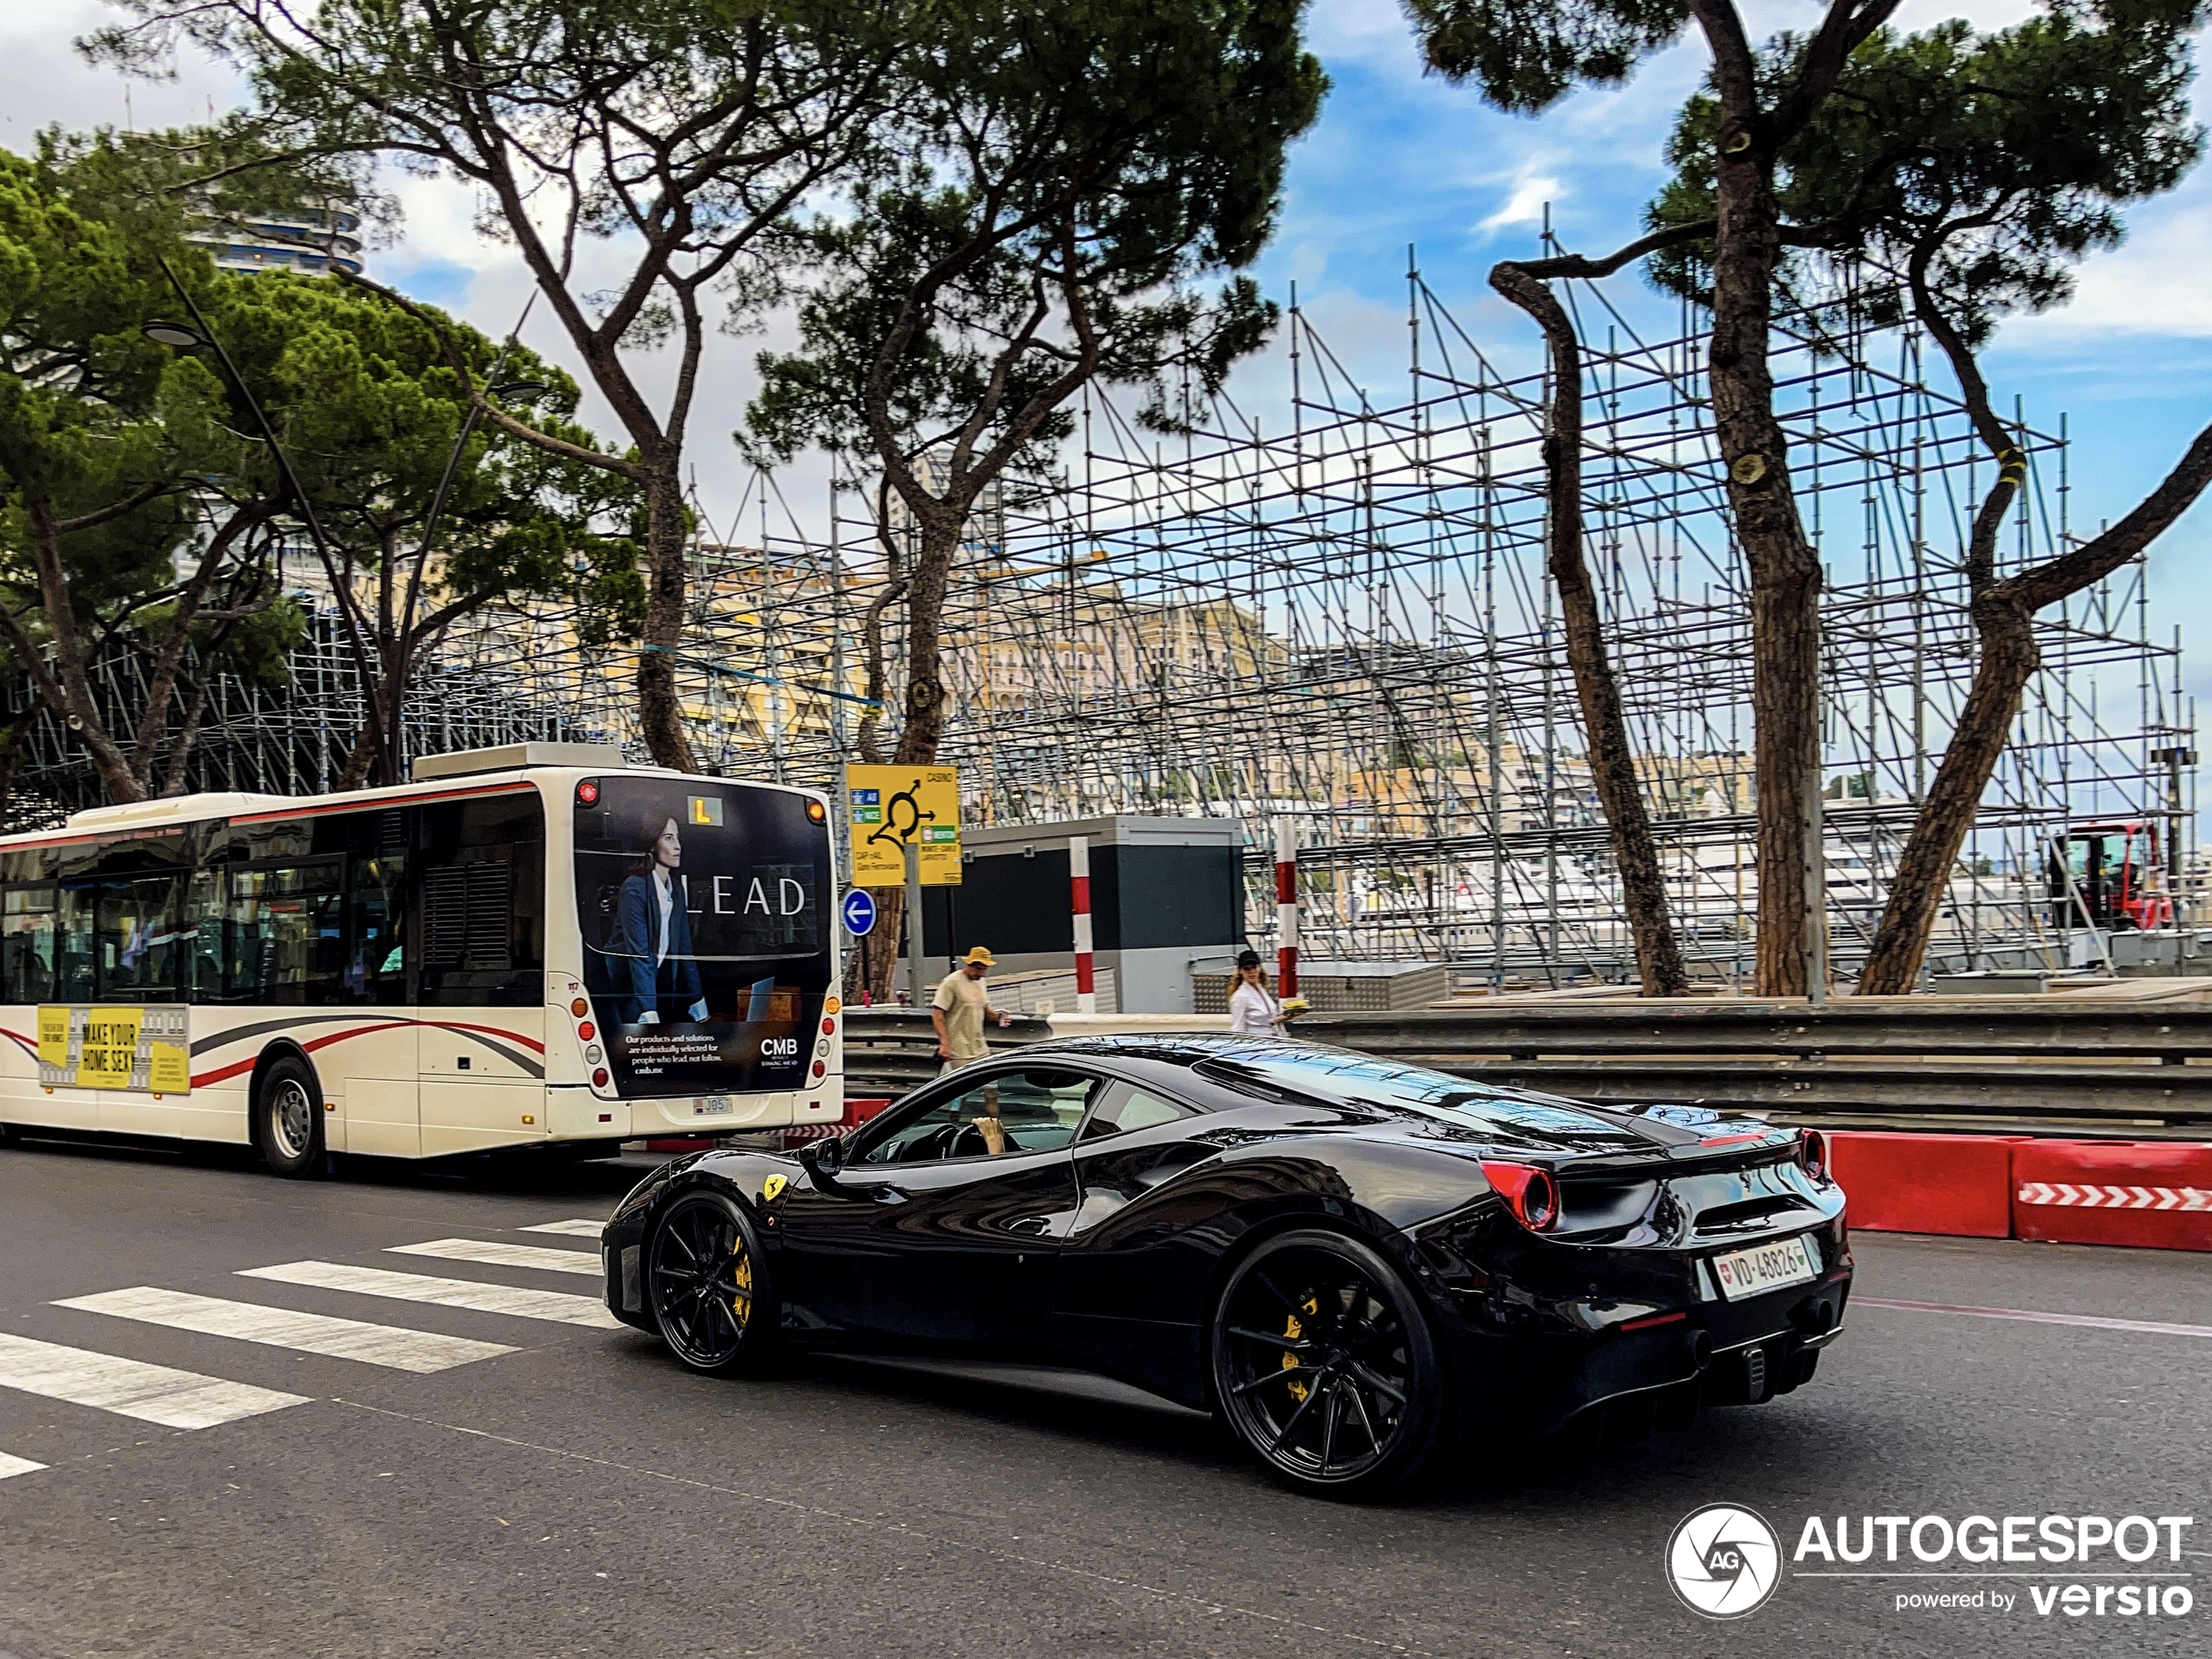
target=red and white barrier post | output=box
[1069,834,1096,1014]
[1273,816,1299,999]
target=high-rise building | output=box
[189,206,364,279]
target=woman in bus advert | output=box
[610,812,711,1027]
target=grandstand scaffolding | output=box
[14,251,2194,986]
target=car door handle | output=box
[872,1185,911,1204]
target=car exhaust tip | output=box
[1791,1296,1837,1335]
[1684,1328,1713,1372]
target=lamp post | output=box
[145,254,551,787]
[141,254,395,786]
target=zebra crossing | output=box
[0,1217,616,1479]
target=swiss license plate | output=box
[694,1096,732,1117]
[1710,1235,1819,1300]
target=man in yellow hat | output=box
[931,945,1007,1074]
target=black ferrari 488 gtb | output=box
[599,1035,1850,1495]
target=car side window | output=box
[1077,1080,1198,1144]
[858,1068,1099,1164]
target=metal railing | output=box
[842,1001,2212,1139]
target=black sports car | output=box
[599,1035,1851,1495]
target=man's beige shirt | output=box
[932,971,991,1059]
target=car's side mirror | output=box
[799,1136,846,1182]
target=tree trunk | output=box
[892,510,962,767]
[637,459,698,772]
[0,708,33,833]
[1856,596,2036,993]
[1710,122,1824,996]
[24,501,142,804]
[1492,265,1692,996]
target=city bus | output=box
[0,744,844,1176]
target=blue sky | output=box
[7,0,2209,709]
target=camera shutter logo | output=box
[1667,1504,1784,1619]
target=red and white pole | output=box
[1069,834,1097,1014]
[1273,816,1299,999]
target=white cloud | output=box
[1478,171,1564,235]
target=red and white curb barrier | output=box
[2017,1183,2212,1211]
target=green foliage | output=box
[745,0,1325,482]
[1404,0,1689,111]
[1644,0,2206,339]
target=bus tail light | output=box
[806,799,826,823]
[570,998,589,1018]
[576,779,600,806]
[811,1060,827,1079]
[591,1068,610,1088]
[577,1021,596,1042]
[1480,1160,1560,1233]
[820,1017,835,1035]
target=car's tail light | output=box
[1797,1129,1830,1182]
[1480,1159,1559,1232]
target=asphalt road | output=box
[0,1134,2206,1659]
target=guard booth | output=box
[919,815,1244,1013]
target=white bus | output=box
[0,743,845,1176]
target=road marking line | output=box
[53,1287,518,1374]
[239,1262,620,1329]
[0,1452,47,1480]
[518,1219,606,1238]
[0,1332,310,1429]
[1857,1297,2212,1340]
[387,1238,602,1277]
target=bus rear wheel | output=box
[255,1055,326,1179]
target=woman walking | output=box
[1226,948,1285,1037]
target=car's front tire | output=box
[254,1055,326,1179]
[1211,1229,1447,1499]
[648,1190,777,1375]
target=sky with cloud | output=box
[6,0,2209,709]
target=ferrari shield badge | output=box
[761,1174,788,1204]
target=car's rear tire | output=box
[648,1190,778,1376]
[1211,1228,1447,1499]
[254,1055,326,1179]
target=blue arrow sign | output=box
[840,887,878,937]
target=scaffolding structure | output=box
[15,256,2194,985]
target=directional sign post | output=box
[845,765,961,887]
[840,888,878,938]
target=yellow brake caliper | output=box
[1283,1295,1318,1402]
[731,1239,753,1329]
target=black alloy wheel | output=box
[649,1190,775,1375]
[1211,1230,1445,1497]
[254,1055,326,1178]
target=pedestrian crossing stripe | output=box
[0,1332,310,1429]
[239,1261,621,1328]
[386,1238,602,1277]
[0,1452,47,1480]
[518,1219,606,1237]
[2016,1183,2212,1211]
[53,1286,519,1374]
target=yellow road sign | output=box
[845,765,961,887]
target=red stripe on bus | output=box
[229,780,535,824]
[4,1017,544,1089]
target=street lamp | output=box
[140,260,397,786]
[142,320,210,350]
[488,379,550,404]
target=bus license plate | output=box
[695,1096,733,1117]
[1710,1235,1819,1300]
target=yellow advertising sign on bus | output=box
[36,1004,192,1093]
[844,765,961,887]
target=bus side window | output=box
[347,852,408,1004]
[2,886,57,1004]
[98,873,184,1002]
[185,869,224,1002]
[55,883,95,1002]
[418,795,543,1008]
[226,860,344,1005]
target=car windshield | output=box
[1194,1044,1648,1143]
